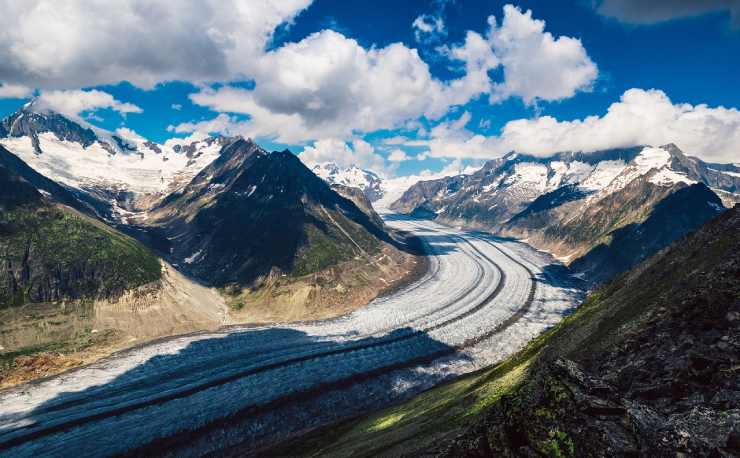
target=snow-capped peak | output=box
[311,162,383,201]
[0,107,235,198]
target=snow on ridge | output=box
[0,132,223,195]
[311,162,380,192]
[648,168,696,187]
[579,160,627,191]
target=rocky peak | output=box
[0,104,99,154]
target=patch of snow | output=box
[579,160,627,191]
[505,162,548,185]
[183,249,204,265]
[708,201,725,212]
[713,170,740,178]
[597,147,673,196]
[648,168,696,187]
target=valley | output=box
[0,211,582,457]
[0,106,736,456]
[0,4,737,456]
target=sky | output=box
[0,0,739,177]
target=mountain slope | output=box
[146,139,395,286]
[0,150,228,387]
[569,182,724,283]
[286,205,740,457]
[0,153,162,306]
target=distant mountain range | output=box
[391,144,739,283]
[311,162,384,202]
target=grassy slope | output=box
[0,201,165,386]
[0,203,162,306]
[284,206,739,457]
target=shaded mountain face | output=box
[392,144,736,283]
[0,105,236,214]
[312,162,384,202]
[146,139,391,286]
[0,157,162,307]
[570,183,724,283]
[435,205,740,456]
[330,184,385,229]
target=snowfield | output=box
[0,133,222,195]
[0,213,583,457]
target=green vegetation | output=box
[282,239,702,457]
[292,222,347,277]
[0,204,162,306]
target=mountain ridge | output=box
[391,143,737,282]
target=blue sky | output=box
[1,0,739,175]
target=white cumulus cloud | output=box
[0,0,312,90]
[421,88,740,163]
[0,82,33,98]
[387,149,411,162]
[34,89,143,118]
[486,4,598,104]
[179,28,498,143]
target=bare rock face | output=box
[435,206,740,457]
[330,183,385,229]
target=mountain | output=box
[311,162,384,202]
[143,139,396,287]
[568,182,724,283]
[330,183,385,229]
[0,147,162,306]
[287,205,740,456]
[391,144,737,282]
[0,104,236,216]
[0,107,417,323]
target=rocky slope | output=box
[391,144,736,282]
[286,205,740,457]
[330,184,385,229]
[312,162,384,202]
[143,139,398,287]
[435,205,740,457]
